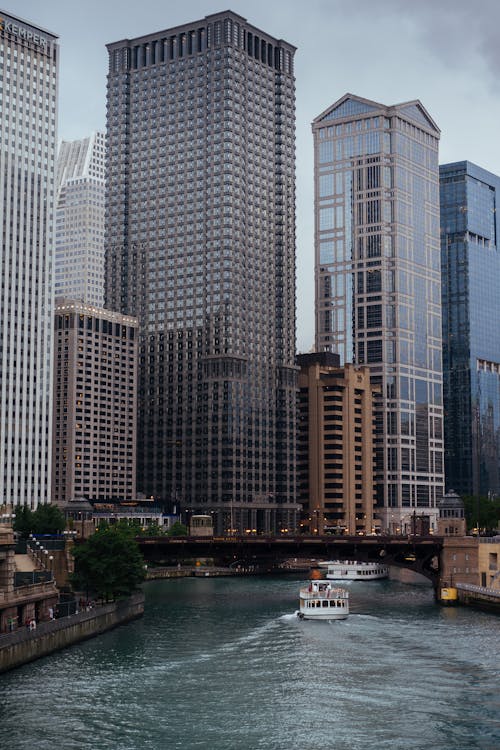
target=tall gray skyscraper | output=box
[0,12,58,508]
[313,94,444,532]
[55,132,106,307]
[105,11,297,533]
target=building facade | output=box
[105,12,297,534]
[313,94,444,531]
[297,352,378,535]
[0,514,58,634]
[55,132,106,307]
[478,537,500,589]
[440,161,500,498]
[0,12,58,508]
[52,300,138,504]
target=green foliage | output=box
[13,503,66,537]
[13,505,34,538]
[462,495,500,532]
[71,524,146,601]
[97,519,166,537]
[136,522,165,537]
[167,521,188,537]
[32,504,66,534]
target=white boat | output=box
[298,581,349,620]
[319,560,388,581]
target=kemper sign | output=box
[0,17,47,48]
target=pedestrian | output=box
[48,606,54,620]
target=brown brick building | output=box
[297,353,379,535]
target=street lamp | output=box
[312,509,321,535]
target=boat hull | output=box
[298,610,348,621]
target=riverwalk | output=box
[0,592,144,674]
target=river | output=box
[0,576,499,749]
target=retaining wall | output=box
[456,583,500,614]
[0,592,144,674]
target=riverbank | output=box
[146,565,263,578]
[0,592,144,674]
[456,582,500,614]
[145,560,313,579]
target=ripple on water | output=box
[1,577,499,750]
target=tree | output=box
[13,505,34,538]
[13,503,66,537]
[71,524,146,601]
[463,495,500,532]
[136,522,165,537]
[32,504,66,535]
[167,521,188,537]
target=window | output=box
[366,339,382,363]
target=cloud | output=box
[372,0,500,86]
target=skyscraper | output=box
[52,300,137,505]
[0,12,58,508]
[297,353,378,535]
[105,11,297,533]
[440,161,500,498]
[313,94,444,531]
[55,132,106,307]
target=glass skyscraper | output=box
[0,12,58,508]
[105,12,297,533]
[313,94,444,531]
[440,161,500,499]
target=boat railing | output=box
[300,585,348,599]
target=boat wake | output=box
[280,612,300,621]
[350,613,379,620]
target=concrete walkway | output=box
[14,554,37,572]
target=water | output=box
[1,576,499,750]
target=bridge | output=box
[138,535,443,587]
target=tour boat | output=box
[318,560,388,581]
[298,581,349,620]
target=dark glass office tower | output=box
[105,12,297,533]
[441,161,500,499]
[313,94,444,532]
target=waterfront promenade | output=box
[0,593,144,674]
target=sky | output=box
[11,0,500,352]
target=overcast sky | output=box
[12,0,500,351]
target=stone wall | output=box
[0,592,144,674]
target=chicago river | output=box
[1,576,499,750]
